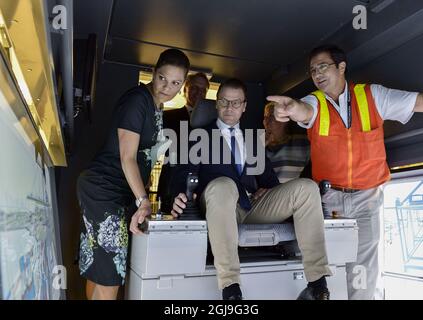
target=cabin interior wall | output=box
[55,0,140,299]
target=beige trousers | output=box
[201,176,332,289]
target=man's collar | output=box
[216,118,240,131]
[325,80,348,103]
[342,80,348,97]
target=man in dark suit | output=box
[171,78,332,300]
[157,73,210,212]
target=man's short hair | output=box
[217,78,247,99]
[309,45,347,69]
[185,72,210,89]
[155,48,190,77]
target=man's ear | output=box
[339,61,347,75]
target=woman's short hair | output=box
[155,48,190,76]
[264,102,276,118]
[263,102,293,135]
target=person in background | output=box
[157,73,210,213]
[263,102,310,183]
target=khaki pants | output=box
[201,177,332,290]
[322,187,382,300]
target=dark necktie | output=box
[229,127,243,175]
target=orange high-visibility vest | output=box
[308,83,390,190]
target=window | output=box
[382,173,423,299]
[0,52,60,300]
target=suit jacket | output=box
[175,122,280,210]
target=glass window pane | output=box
[383,180,423,277]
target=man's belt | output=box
[331,186,361,193]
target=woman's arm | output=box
[118,128,151,234]
[118,128,146,199]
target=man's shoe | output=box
[222,283,243,300]
[297,286,330,300]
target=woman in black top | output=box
[77,49,190,299]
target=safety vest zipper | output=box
[347,129,353,188]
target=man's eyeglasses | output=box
[216,98,246,109]
[310,63,336,76]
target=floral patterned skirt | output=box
[77,173,133,286]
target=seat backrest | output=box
[190,98,218,128]
[238,222,296,247]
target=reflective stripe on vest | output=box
[312,90,330,136]
[313,84,372,136]
[353,84,371,132]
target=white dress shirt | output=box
[216,118,245,168]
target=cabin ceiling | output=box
[73,0,423,90]
[104,0,373,82]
